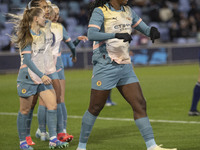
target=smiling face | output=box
[53,8,60,22]
[39,0,50,19]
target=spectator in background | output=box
[169,20,179,42]
[159,2,173,22]
[76,7,88,27]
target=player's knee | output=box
[47,103,57,110]
[89,105,103,116]
[133,97,146,112]
[20,107,31,115]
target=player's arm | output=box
[22,45,44,78]
[87,8,115,41]
[88,8,131,42]
[22,45,51,84]
[62,26,76,58]
[132,9,160,43]
[73,36,88,47]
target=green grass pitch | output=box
[0,64,200,150]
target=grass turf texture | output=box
[0,64,199,150]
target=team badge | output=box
[96,81,102,86]
[22,89,27,94]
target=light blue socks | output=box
[37,105,47,133]
[78,110,97,149]
[61,102,67,131]
[135,117,156,148]
[57,103,64,133]
[17,112,28,141]
[47,110,57,138]
[26,108,34,136]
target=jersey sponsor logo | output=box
[22,89,27,94]
[33,48,45,53]
[46,37,53,44]
[96,81,102,86]
[114,24,131,31]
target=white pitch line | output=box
[0,112,200,124]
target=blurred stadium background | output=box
[0,0,200,150]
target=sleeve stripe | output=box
[132,18,142,28]
[88,24,101,30]
[21,51,31,54]
[20,64,27,69]
[65,38,71,42]
[93,41,105,50]
[56,68,62,73]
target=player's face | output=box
[39,1,50,19]
[37,11,46,27]
[54,8,59,22]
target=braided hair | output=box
[88,0,109,19]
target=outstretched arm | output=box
[131,9,160,43]
[73,36,88,46]
[62,26,76,61]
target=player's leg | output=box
[59,79,74,142]
[52,78,70,142]
[77,89,110,150]
[26,94,38,145]
[18,96,34,150]
[189,69,200,116]
[117,82,176,150]
[35,97,49,141]
[39,88,68,149]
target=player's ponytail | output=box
[88,0,109,20]
[10,7,43,50]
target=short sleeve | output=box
[21,45,31,55]
[131,9,142,28]
[62,25,71,42]
[88,8,104,30]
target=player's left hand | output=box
[150,27,160,43]
[77,36,88,42]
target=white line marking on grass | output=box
[0,112,200,124]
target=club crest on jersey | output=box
[96,81,102,86]
[22,89,27,94]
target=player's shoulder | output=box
[51,22,63,29]
[124,5,131,12]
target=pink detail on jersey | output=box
[132,18,142,28]
[20,64,27,69]
[93,41,105,50]
[21,51,31,55]
[56,68,62,72]
[57,52,61,56]
[65,38,71,42]
[88,24,101,30]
